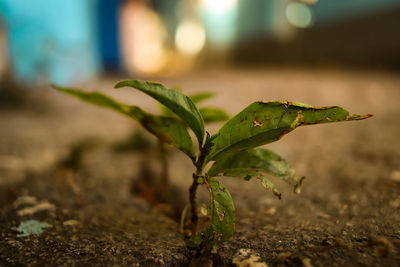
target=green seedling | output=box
[158,90,229,198]
[112,90,228,204]
[53,80,372,252]
[57,139,97,171]
[55,139,97,204]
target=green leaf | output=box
[212,167,282,199]
[204,178,235,248]
[208,148,305,197]
[189,92,214,104]
[53,86,195,159]
[160,104,175,117]
[206,101,372,162]
[199,107,229,123]
[115,80,205,146]
[186,178,235,250]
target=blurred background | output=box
[0,0,399,85]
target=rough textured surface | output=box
[1,68,400,266]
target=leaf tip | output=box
[51,85,71,94]
[113,80,127,89]
[51,84,66,92]
[294,176,305,194]
[346,113,373,121]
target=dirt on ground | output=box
[0,68,399,266]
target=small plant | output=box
[53,80,372,252]
[156,90,229,200]
[55,139,97,205]
[115,90,229,206]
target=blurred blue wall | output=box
[0,0,100,85]
[98,0,122,71]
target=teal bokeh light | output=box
[199,1,238,47]
[286,2,313,28]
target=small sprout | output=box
[58,139,97,171]
[53,79,372,253]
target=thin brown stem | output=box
[188,137,209,238]
[189,174,198,237]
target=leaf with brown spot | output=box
[208,148,304,197]
[205,101,372,162]
[188,178,235,250]
[205,178,235,248]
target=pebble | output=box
[63,220,80,227]
[13,196,38,208]
[17,201,56,216]
[232,248,268,267]
[302,258,313,267]
[389,170,400,182]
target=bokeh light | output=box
[285,2,313,29]
[175,19,206,55]
[199,0,238,47]
[119,1,167,75]
[200,0,237,14]
[299,0,318,4]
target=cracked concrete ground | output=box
[1,68,399,266]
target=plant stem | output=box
[188,136,209,238]
[189,174,198,237]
